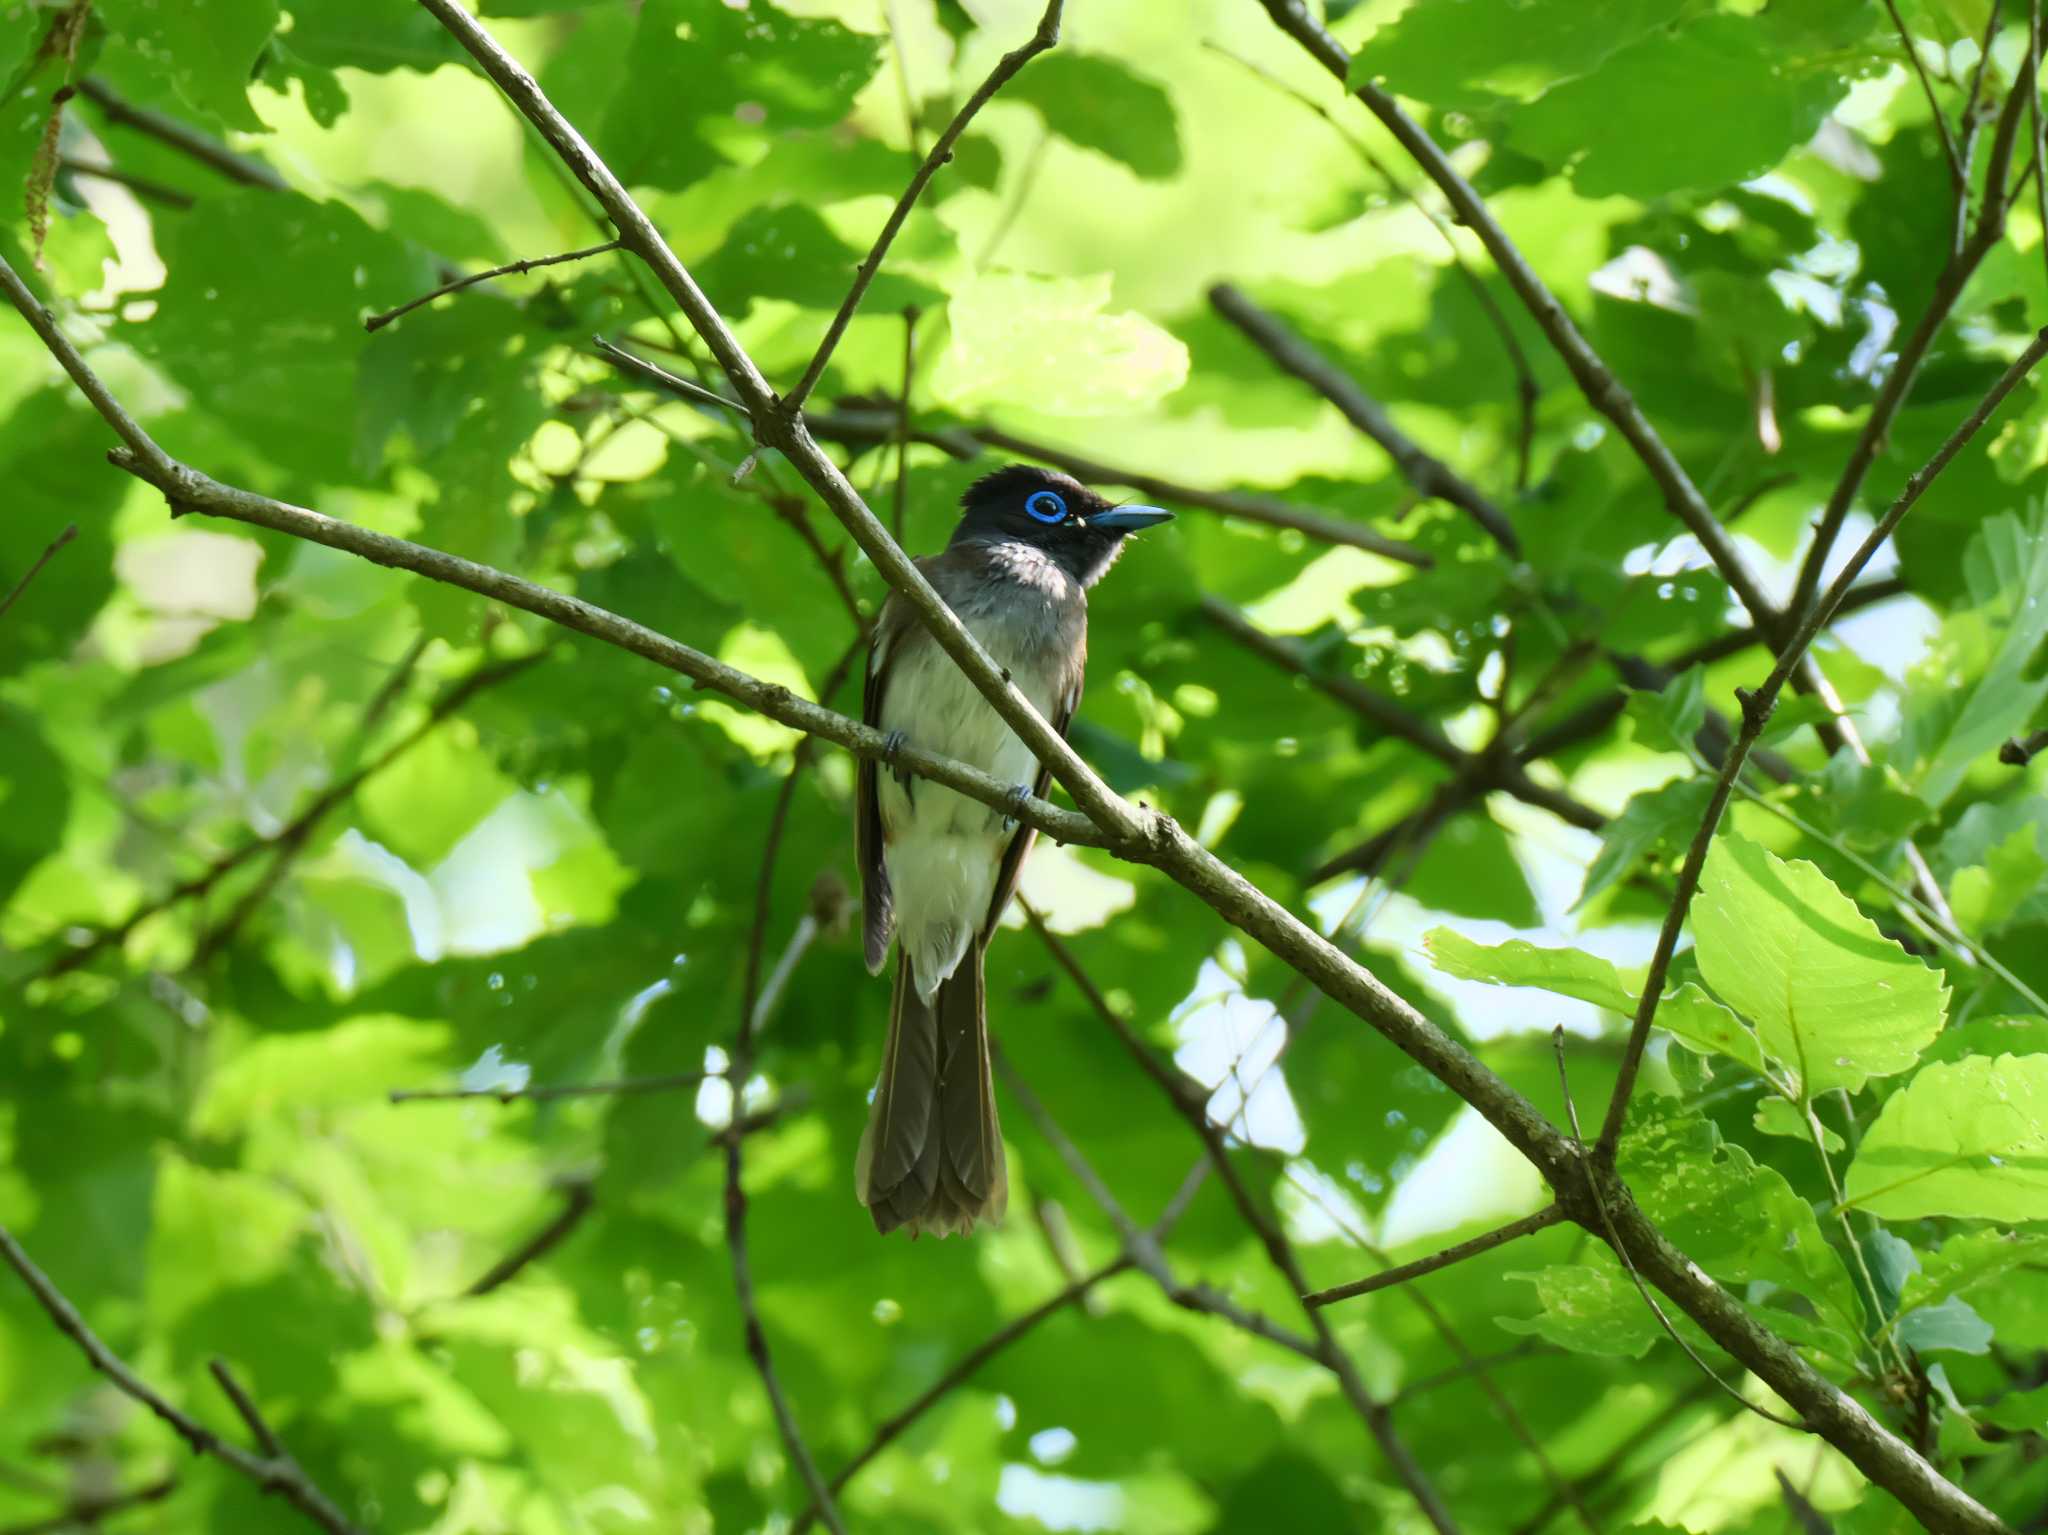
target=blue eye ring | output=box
[1024,489,1068,524]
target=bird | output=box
[853,464,1172,1237]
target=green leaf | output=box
[1897,508,2048,808]
[1895,1296,1994,1355]
[601,0,880,189]
[97,0,279,131]
[693,203,940,318]
[1619,1102,1866,1360]
[931,272,1190,416]
[1007,54,1182,180]
[1949,821,2048,936]
[1422,929,1762,1070]
[1575,774,1711,910]
[1623,668,1704,755]
[1691,834,1949,1097]
[1753,1095,1842,1153]
[1498,1258,1661,1358]
[1899,1230,2048,1316]
[1347,0,1690,109]
[1511,16,1850,197]
[1845,1053,2048,1221]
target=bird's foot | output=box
[1002,782,1032,832]
[883,729,915,803]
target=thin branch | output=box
[890,309,917,541]
[1510,1382,1718,1535]
[1210,282,1521,554]
[1595,326,2048,1163]
[782,0,1063,414]
[0,1224,364,1535]
[1556,1031,1805,1430]
[793,1260,1131,1532]
[1199,593,1606,832]
[1252,0,1778,630]
[364,239,621,333]
[2032,0,2048,296]
[0,1476,177,1535]
[0,522,77,624]
[57,156,196,210]
[593,337,755,417]
[74,78,285,191]
[805,404,1436,565]
[2000,727,2048,765]
[1883,0,1967,188]
[206,1359,284,1458]
[464,1182,597,1297]
[389,1072,712,1105]
[1303,1205,1567,1309]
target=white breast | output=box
[876,624,1062,1002]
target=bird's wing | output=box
[980,669,1079,939]
[856,595,910,974]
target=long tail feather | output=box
[855,945,1006,1237]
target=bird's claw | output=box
[1002,782,1032,831]
[883,729,914,802]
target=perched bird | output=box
[854,465,1172,1236]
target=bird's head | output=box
[949,465,1172,587]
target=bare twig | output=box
[364,239,621,333]
[0,523,77,624]
[1210,282,1521,553]
[0,1224,363,1535]
[1882,0,1966,188]
[2000,727,2048,765]
[792,1260,1131,1532]
[1596,326,2048,1162]
[1303,1205,1567,1308]
[1556,1031,1805,1429]
[890,308,917,541]
[1511,1382,1718,1535]
[57,156,196,209]
[593,337,755,417]
[465,1182,597,1296]
[782,0,1063,414]
[74,79,285,190]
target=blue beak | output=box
[1086,504,1173,532]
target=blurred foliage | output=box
[3,0,2048,1532]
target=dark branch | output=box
[74,78,285,190]
[364,239,622,333]
[465,1182,597,1297]
[0,1476,177,1535]
[0,523,77,625]
[58,156,196,209]
[782,0,1063,413]
[1303,1205,1567,1309]
[1880,0,1966,189]
[1210,282,1521,554]
[0,1224,364,1535]
[2000,727,2048,766]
